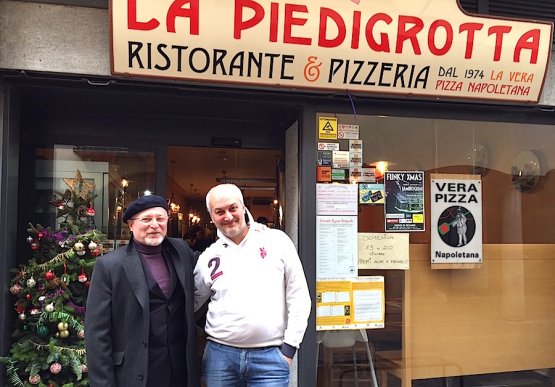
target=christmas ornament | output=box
[19,313,26,320]
[76,250,86,256]
[15,304,25,313]
[28,374,41,385]
[30,308,40,315]
[91,248,101,257]
[50,362,62,374]
[10,284,22,295]
[26,277,36,288]
[80,364,88,373]
[26,236,34,243]
[88,241,98,250]
[63,169,96,200]
[74,241,85,252]
[77,329,85,339]
[45,271,55,281]
[59,329,70,338]
[57,321,69,331]
[45,303,54,312]
[38,232,44,239]
[31,242,40,250]
[38,295,46,302]
[66,249,76,259]
[86,206,96,216]
[37,325,49,337]
[78,273,88,283]
[26,293,31,300]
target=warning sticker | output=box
[319,117,338,140]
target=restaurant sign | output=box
[110,0,553,103]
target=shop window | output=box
[34,145,155,244]
[315,113,555,387]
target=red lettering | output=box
[318,8,346,48]
[396,15,424,54]
[514,29,541,64]
[488,25,512,61]
[428,20,452,56]
[283,4,311,45]
[234,0,265,39]
[269,2,279,42]
[459,23,483,59]
[365,13,392,52]
[351,11,361,49]
[167,0,199,34]
[128,0,159,30]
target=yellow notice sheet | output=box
[316,276,385,331]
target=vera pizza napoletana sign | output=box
[111,0,553,103]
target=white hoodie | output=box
[194,225,311,350]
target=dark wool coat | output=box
[85,238,200,387]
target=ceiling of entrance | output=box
[167,146,283,203]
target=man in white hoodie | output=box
[194,184,311,387]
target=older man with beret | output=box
[85,194,200,387]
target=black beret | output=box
[122,195,168,223]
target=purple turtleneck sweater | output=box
[135,240,171,297]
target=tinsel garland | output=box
[15,228,104,277]
[38,311,85,333]
[67,300,86,315]
[15,249,75,279]
[30,341,86,356]
[0,358,25,387]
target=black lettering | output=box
[378,62,393,87]
[329,59,344,82]
[349,60,364,85]
[154,44,170,71]
[364,61,378,85]
[280,54,295,80]
[213,49,228,75]
[189,47,210,73]
[128,41,144,69]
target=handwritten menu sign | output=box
[358,233,409,270]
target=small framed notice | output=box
[317,277,385,331]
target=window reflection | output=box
[35,145,155,242]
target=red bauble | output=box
[45,271,55,281]
[38,232,44,239]
[50,362,62,374]
[31,243,39,251]
[78,273,88,283]
[86,207,96,216]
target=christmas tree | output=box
[1,170,106,387]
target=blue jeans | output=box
[203,340,290,387]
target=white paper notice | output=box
[317,216,358,279]
[316,183,358,215]
[353,289,383,321]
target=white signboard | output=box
[430,174,483,265]
[111,0,553,102]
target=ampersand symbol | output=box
[304,56,322,82]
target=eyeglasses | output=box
[130,216,168,225]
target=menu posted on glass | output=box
[384,171,425,231]
[317,216,358,279]
[317,277,385,331]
